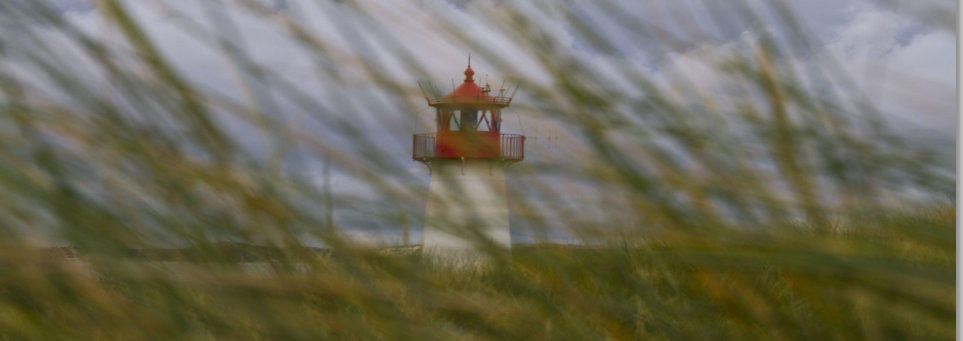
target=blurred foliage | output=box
[0,206,953,339]
[0,0,955,339]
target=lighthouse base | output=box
[422,159,510,257]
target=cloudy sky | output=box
[5,0,956,243]
[47,0,955,138]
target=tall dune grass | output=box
[0,0,954,339]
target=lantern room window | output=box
[460,109,478,131]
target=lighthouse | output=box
[413,60,524,256]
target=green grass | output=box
[0,206,953,339]
[0,0,954,339]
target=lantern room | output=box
[413,61,524,162]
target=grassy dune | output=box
[0,205,952,339]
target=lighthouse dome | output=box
[427,64,511,107]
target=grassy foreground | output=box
[0,0,955,339]
[0,205,952,339]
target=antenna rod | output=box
[417,81,431,102]
[507,84,520,104]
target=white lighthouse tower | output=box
[413,61,524,256]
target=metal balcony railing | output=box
[426,95,513,107]
[413,133,524,162]
[413,133,437,160]
[499,134,525,161]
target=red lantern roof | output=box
[447,65,487,97]
[426,60,512,107]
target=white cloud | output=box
[3,0,954,237]
[824,4,956,137]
